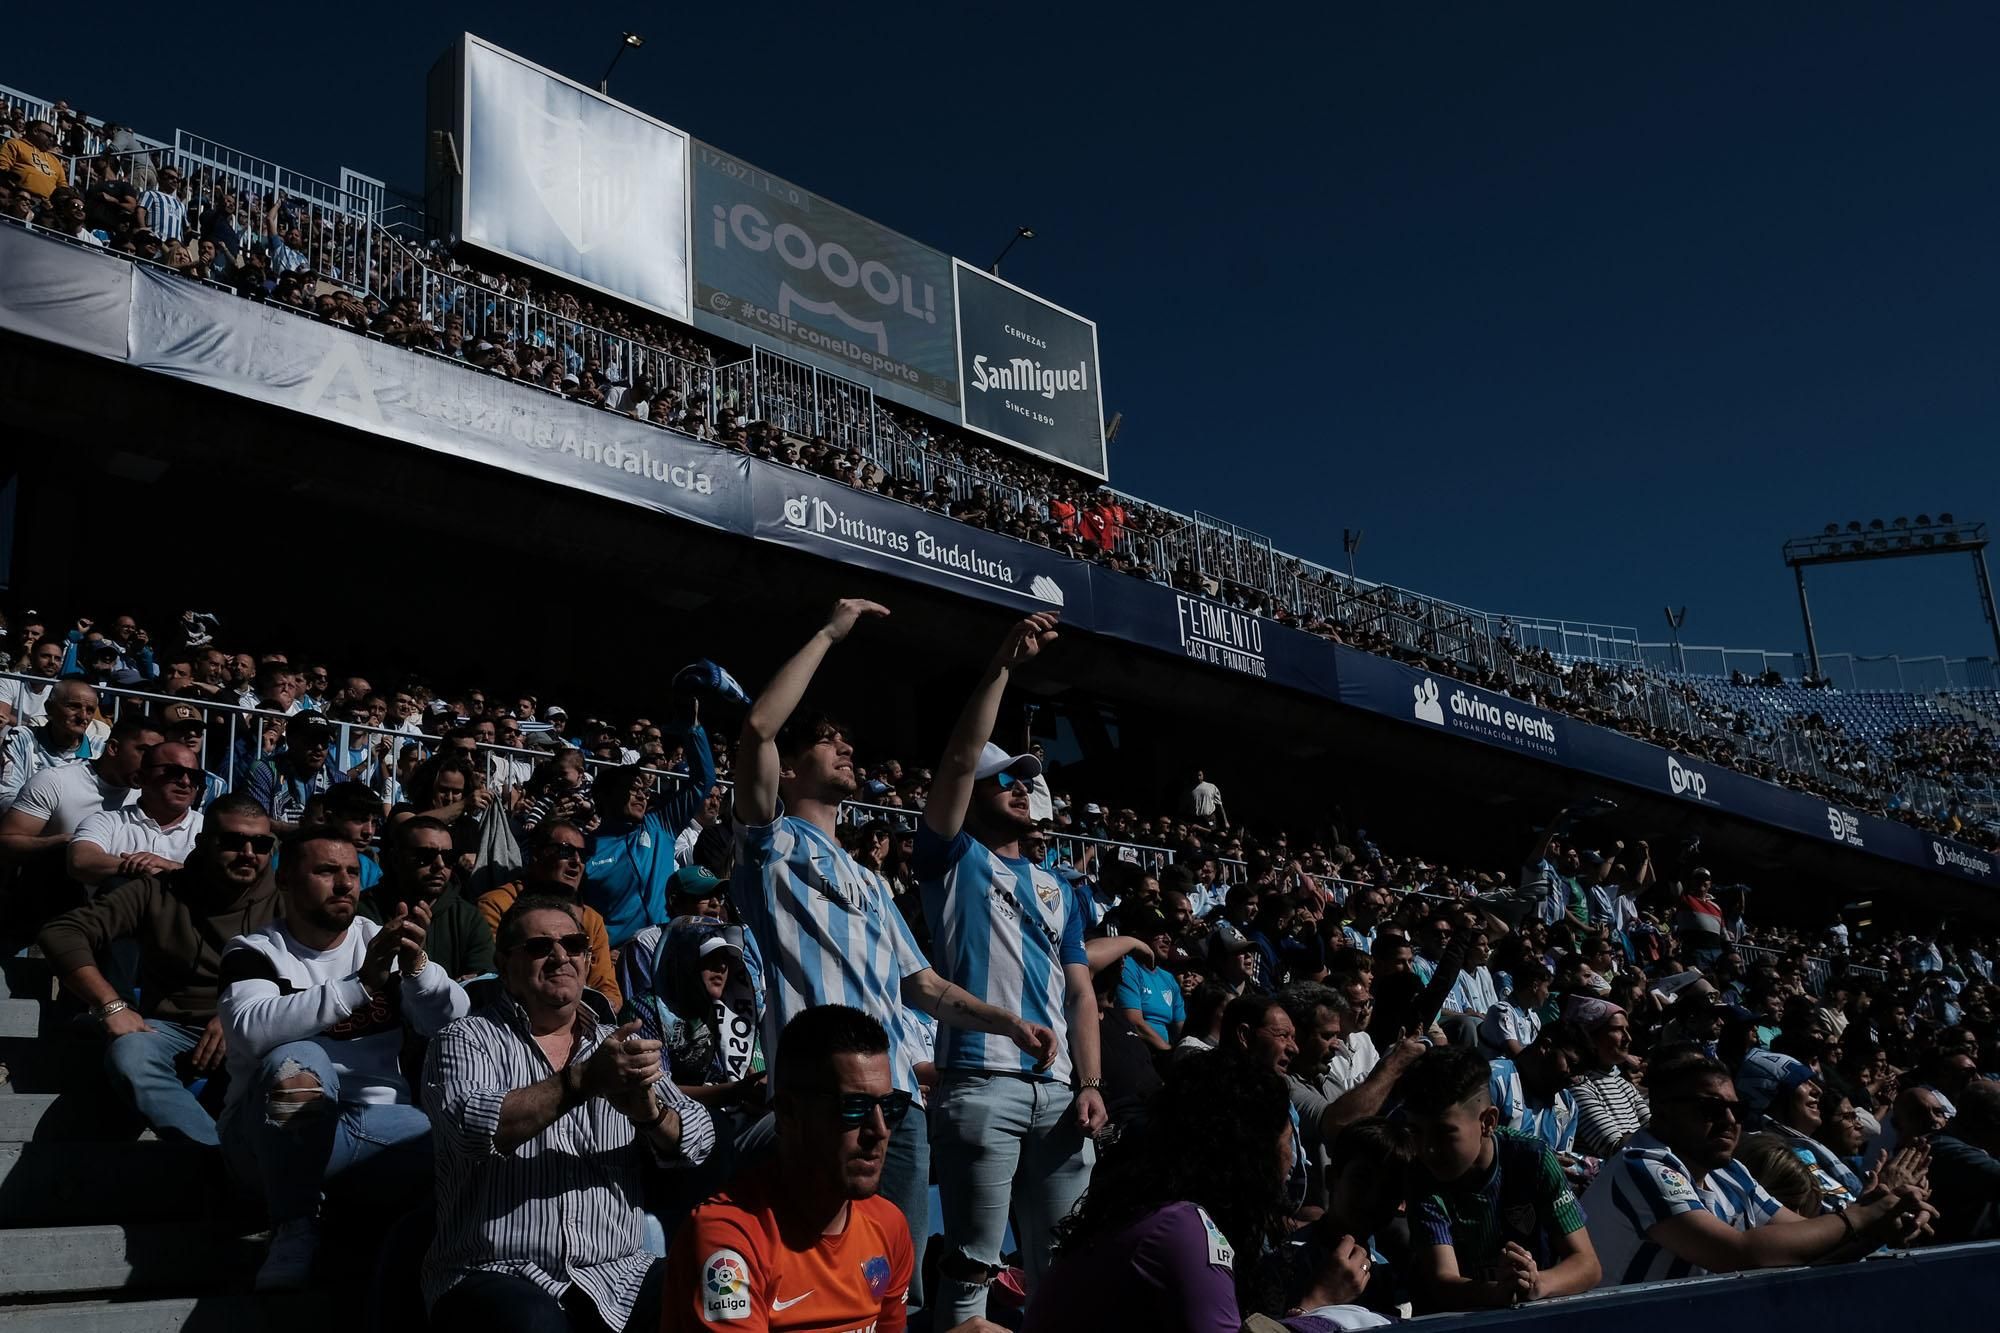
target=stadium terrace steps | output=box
[0,1002,42,1040]
[0,1142,212,1225]
[0,1298,241,1333]
[0,1224,257,1298]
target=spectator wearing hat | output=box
[1585,1048,1931,1286]
[359,815,495,981]
[0,679,100,813]
[732,598,1057,1317]
[917,614,1102,1325]
[1113,906,1183,1052]
[614,865,733,1005]
[581,703,716,948]
[1568,997,1650,1158]
[478,821,623,1008]
[157,702,228,809]
[68,742,207,887]
[1204,919,1265,1000]
[244,712,337,832]
[39,793,282,1145]
[1736,1049,1865,1213]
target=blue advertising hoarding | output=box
[691,143,959,413]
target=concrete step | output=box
[0,1224,251,1298]
[0,1293,322,1332]
[0,1039,107,1096]
[0,958,53,1004]
[0,1093,161,1145]
[0,1004,40,1041]
[0,1142,214,1225]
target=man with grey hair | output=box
[1,679,100,812]
[1280,981,1424,1211]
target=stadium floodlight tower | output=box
[1780,515,2000,680]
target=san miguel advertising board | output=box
[691,143,959,412]
[953,260,1107,478]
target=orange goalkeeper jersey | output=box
[663,1166,913,1332]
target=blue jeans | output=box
[930,1072,1095,1325]
[219,1040,433,1224]
[104,1018,220,1146]
[880,1095,932,1316]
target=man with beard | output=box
[0,632,66,729]
[733,599,1057,1318]
[217,830,470,1290]
[360,815,495,981]
[917,614,1102,1325]
[1584,1048,1931,1285]
[39,794,282,1144]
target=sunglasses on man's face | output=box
[404,846,452,866]
[541,844,584,863]
[993,771,1028,790]
[510,933,591,960]
[214,831,277,854]
[147,764,204,787]
[807,1089,913,1128]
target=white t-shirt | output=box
[72,804,204,862]
[0,675,54,727]
[1323,1030,1381,1097]
[9,761,137,835]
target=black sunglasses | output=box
[509,932,591,960]
[213,831,277,854]
[540,844,584,862]
[806,1089,913,1128]
[404,846,452,865]
[147,764,204,786]
[1662,1094,1743,1125]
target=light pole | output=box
[1343,528,1363,582]
[1664,605,1688,675]
[988,225,1035,275]
[600,32,645,95]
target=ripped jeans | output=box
[930,1072,1095,1326]
[218,1040,433,1225]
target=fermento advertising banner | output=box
[691,143,958,413]
[459,35,691,323]
[953,261,1107,478]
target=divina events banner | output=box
[691,143,958,413]
[953,260,1107,478]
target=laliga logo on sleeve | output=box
[1667,756,1709,802]
[702,1249,752,1322]
[1413,678,1444,725]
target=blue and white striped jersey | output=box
[732,807,935,1101]
[915,826,1088,1083]
[1584,1130,1784,1286]
[1488,1055,1579,1155]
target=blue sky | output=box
[33,2,2000,659]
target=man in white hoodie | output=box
[218,829,471,1290]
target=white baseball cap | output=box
[973,741,1042,782]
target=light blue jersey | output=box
[915,826,1088,1084]
[733,806,936,1100]
[1489,1055,1579,1154]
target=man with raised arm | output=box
[917,613,1103,1324]
[732,598,1058,1317]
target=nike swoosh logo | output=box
[772,1293,814,1311]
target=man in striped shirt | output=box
[423,894,714,1330]
[918,613,1102,1324]
[1584,1049,1929,1286]
[732,598,1058,1316]
[139,165,186,240]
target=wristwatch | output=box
[1077,1077,1105,1091]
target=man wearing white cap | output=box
[917,612,1103,1325]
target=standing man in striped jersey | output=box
[732,598,1058,1317]
[918,612,1104,1325]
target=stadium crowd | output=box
[9,91,2000,853]
[2,591,1999,1333]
